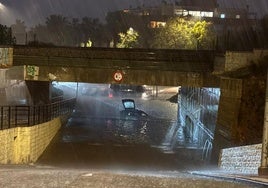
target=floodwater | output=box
[35,84,263,187]
[38,85,188,170]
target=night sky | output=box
[0,0,161,27]
[0,0,267,28]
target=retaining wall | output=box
[218,144,262,175]
[0,117,61,164]
[225,49,268,72]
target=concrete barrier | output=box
[0,117,61,164]
[218,144,262,175]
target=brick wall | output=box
[0,117,61,164]
[218,144,262,175]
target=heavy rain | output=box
[1,0,268,187]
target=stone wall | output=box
[212,78,243,163]
[0,117,61,164]
[237,74,266,145]
[212,71,266,163]
[225,49,268,72]
[219,144,262,175]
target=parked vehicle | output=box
[110,84,146,97]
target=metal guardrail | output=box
[0,98,76,130]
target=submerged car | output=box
[116,99,149,143]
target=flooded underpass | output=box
[5,83,264,187]
[37,83,200,170]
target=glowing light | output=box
[0,3,5,10]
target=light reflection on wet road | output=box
[38,94,186,170]
[34,91,266,187]
[37,92,197,170]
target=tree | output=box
[151,17,215,49]
[0,24,15,45]
[80,17,103,47]
[192,20,215,49]
[116,27,139,48]
[105,11,129,47]
[45,14,70,46]
[105,10,152,48]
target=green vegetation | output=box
[7,10,267,50]
[151,17,215,49]
[117,27,139,48]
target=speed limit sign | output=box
[113,70,123,82]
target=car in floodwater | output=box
[116,99,149,143]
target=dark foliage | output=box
[0,24,16,45]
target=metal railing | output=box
[0,98,76,130]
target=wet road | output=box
[32,91,265,187]
[37,94,187,170]
[0,166,265,188]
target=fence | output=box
[0,98,76,130]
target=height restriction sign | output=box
[113,70,123,82]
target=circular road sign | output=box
[113,71,123,82]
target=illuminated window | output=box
[157,22,166,27]
[182,10,189,16]
[236,15,240,19]
[189,11,201,17]
[150,21,157,28]
[150,21,166,28]
[220,14,225,18]
[201,11,213,17]
[143,11,150,16]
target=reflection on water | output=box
[62,116,177,146]
[58,83,186,151]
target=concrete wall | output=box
[219,144,262,175]
[210,49,268,165]
[212,61,266,163]
[212,78,243,163]
[0,117,61,164]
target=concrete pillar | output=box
[212,78,243,164]
[258,71,268,175]
[25,80,51,105]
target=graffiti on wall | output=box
[25,65,39,80]
[0,48,13,68]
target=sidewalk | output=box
[1,165,268,187]
[189,169,268,187]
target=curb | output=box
[189,171,268,187]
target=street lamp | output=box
[0,2,8,25]
[0,3,4,25]
[0,3,4,10]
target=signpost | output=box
[113,70,123,82]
